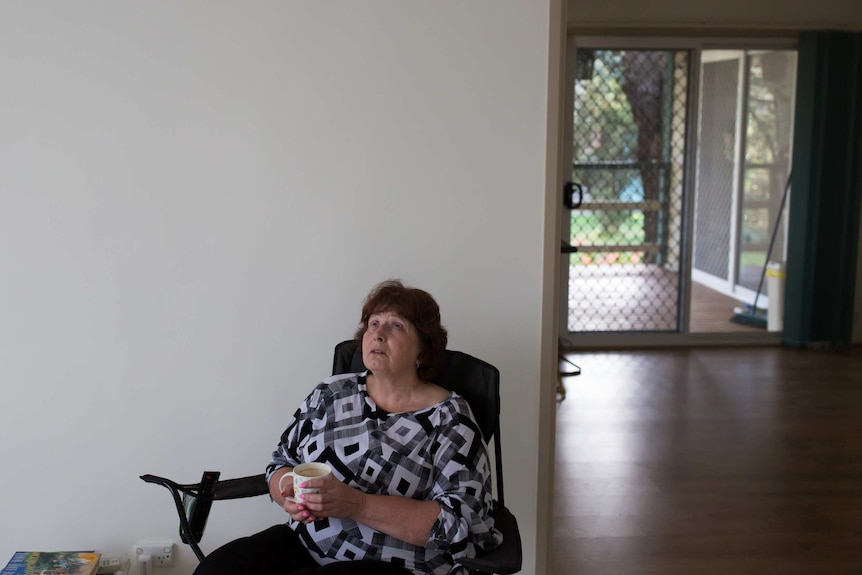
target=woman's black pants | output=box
[192,524,414,575]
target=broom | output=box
[729,172,791,329]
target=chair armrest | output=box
[140,473,190,493]
[140,472,268,563]
[141,473,207,561]
[213,474,268,500]
[140,472,268,500]
[451,505,522,575]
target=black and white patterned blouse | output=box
[266,371,503,575]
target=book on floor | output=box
[1,551,101,575]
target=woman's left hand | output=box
[299,475,366,521]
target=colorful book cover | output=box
[0,552,100,575]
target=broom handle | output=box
[751,172,792,311]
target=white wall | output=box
[0,3,557,574]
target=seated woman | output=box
[195,279,502,575]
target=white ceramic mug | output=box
[278,462,332,503]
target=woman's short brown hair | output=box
[354,279,448,381]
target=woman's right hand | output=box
[283,495,318,523]
[281,489,319,523]
[269,468,319,524]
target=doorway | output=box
[560,38,797,345]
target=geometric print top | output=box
[266,371,503,575]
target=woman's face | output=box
[362,310,422,381]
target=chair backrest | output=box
[332,339,506,505]
[332,339,500,442]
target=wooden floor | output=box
[690,281,763,334]
[552,346,862,575]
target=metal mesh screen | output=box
[694,58,739,280]
[692,51,796,301]
[567,49,689,332]
[739,51,796,294]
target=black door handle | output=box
[563,182,583,209]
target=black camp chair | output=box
[141,340,522,575]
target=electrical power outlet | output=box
[100,554,130,573]
[133,542,174,568]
